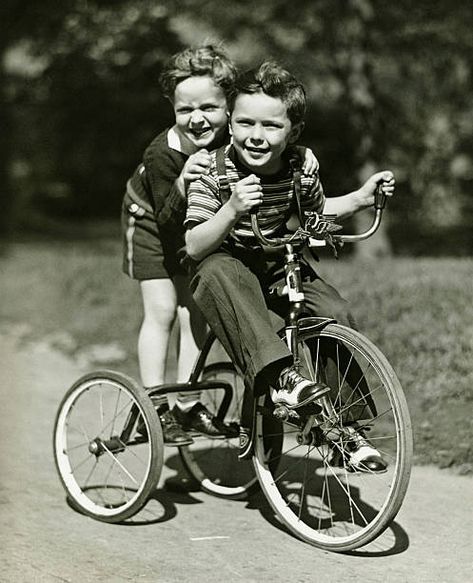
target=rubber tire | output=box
[179,362,259,500]
[253,323,413,552]
[53,370,163,523]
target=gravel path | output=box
[1,331,471,583]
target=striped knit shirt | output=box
[185,145,325,245]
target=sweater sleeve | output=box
[143,134,188,230]
[155,179,187,230]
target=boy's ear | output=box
[288,122,304,144]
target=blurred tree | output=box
[1,0,75,236]
[3,0,181,232]
[2,0,472,254]
[375,0,473,254]
[36,4,181,217]
[170,0,473,254]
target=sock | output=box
[175,391,201,412]
[144,386,168,410]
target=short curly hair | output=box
[231,61,307,126]
[160,45,237,101]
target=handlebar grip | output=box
[374,184,387,210]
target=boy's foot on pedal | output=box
[173,403,238,438]
[272,365,330,409]
[330,428,387,473]
[157,405,194,447]
[136,404,194,447]
[346,429,387,473]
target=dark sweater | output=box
[129,129,188,235]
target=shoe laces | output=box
[279,367,305,394]
[196,406,213,421]
[159,408,179,429]
[346,427,369,450]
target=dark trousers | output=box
[191,250,357,391]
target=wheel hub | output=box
[88,436,125,456]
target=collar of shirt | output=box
[167,126,197,156]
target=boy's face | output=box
[173,76,229,151]
[230,91,301,175]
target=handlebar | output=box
[250,185,387,249]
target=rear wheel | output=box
[253,324,413,551]
[180,360,259,500]
[53,370,163,522]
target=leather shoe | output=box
[346,428,387,473]
[158,406,194,446]
[330,428,387,473]
[137,405,194,446]
[173,403,238,438]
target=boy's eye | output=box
[176,107,192,115]
[236,119,253,127]
[201,105,218,112]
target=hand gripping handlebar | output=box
[250,185,387,249]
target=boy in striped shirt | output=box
[185,62,394,470]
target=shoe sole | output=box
[185,431,229,440]
[348,463,388,474]
[164,439,194,447]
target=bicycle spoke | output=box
[99,388,105,429]
[101,442,139,484]
[111,387,123,438]
[297,447,312,521]
[69,450,96,474]
[54,373,162,522]
[335,381,386,420]
[254,325,412,550]
[82,457,99,491]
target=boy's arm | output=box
[294,146,318,176]
[155,150,212,228]
[143,144,186,224]
[186,174,263,261]
[186,204,239,260]
[155,181,186,228]
[323,171,395,220]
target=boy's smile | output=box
[230,91,301,175]
[173,76,229,151]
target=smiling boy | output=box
[121,46,237,446]
[185,62,394,470]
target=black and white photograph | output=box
[1,1,472,581]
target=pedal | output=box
[273,405,288,420]
[273,405,300,421]
[297,400,323,416]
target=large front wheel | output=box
[53,371,163,522]
[253,323,413,552]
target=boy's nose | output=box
[190,110,204,124]
[249,125,264,142]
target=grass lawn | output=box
[1,238,472,472]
